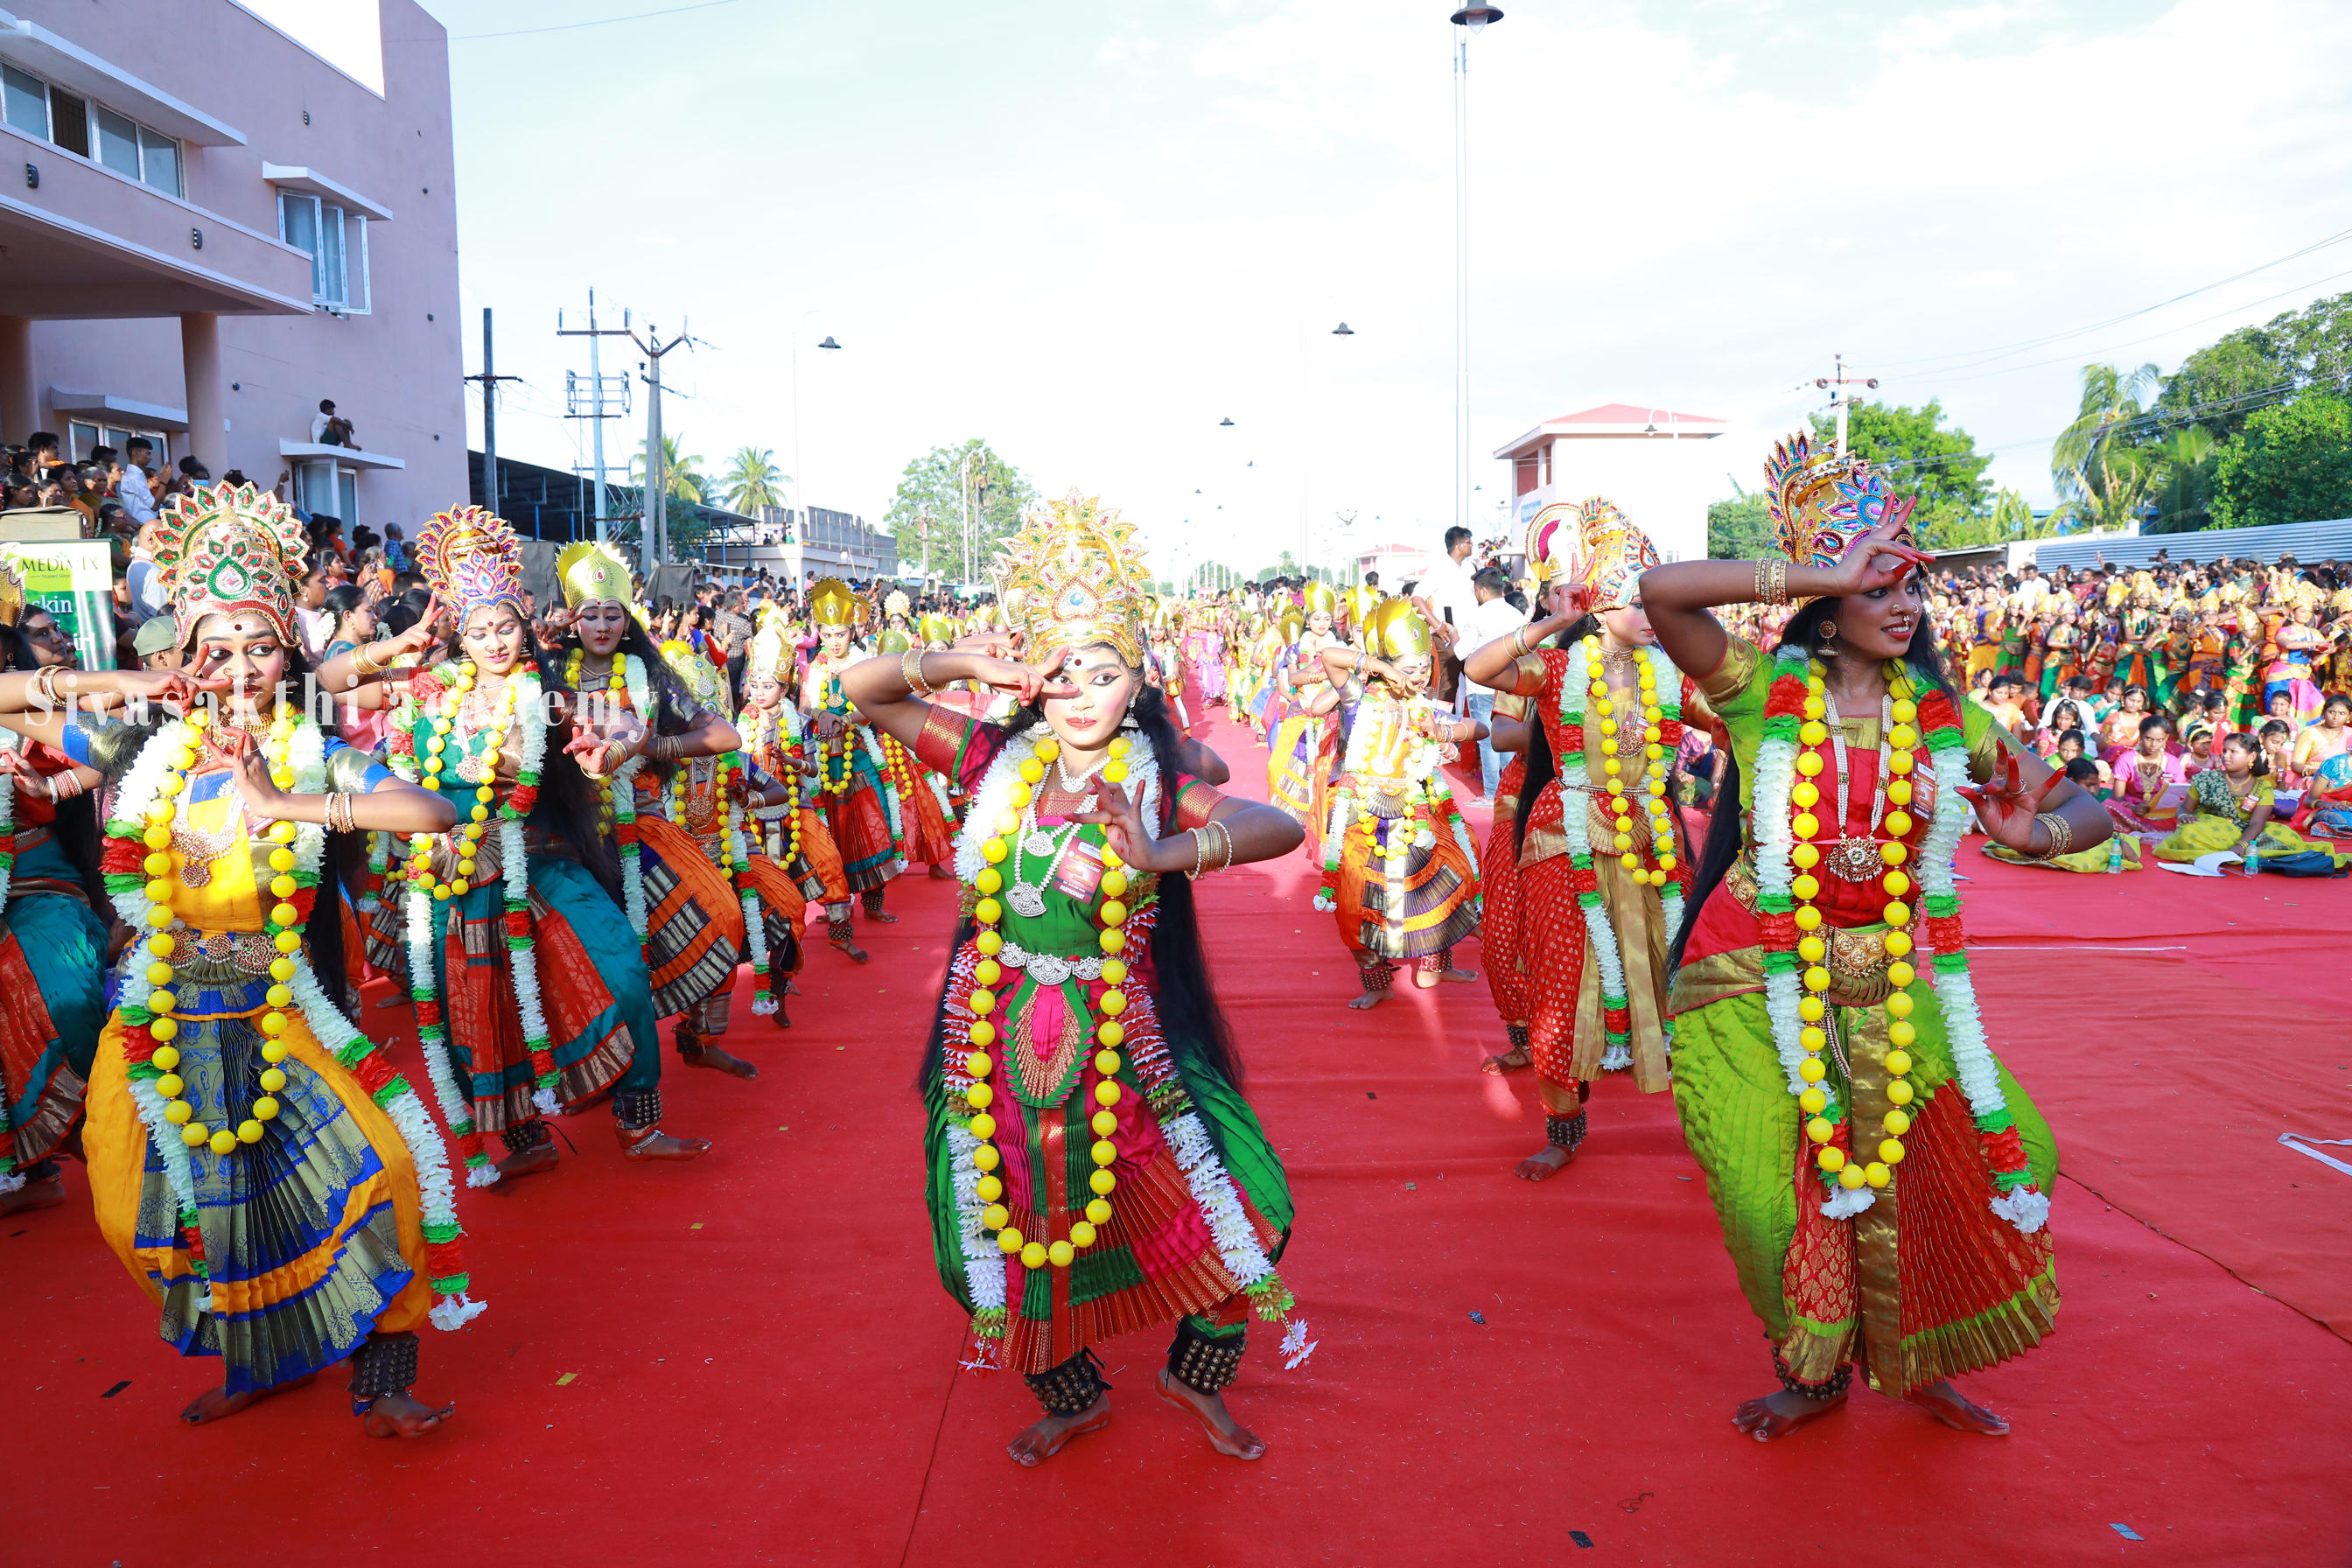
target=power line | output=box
[1869,221,2352,376]
[448,0,754,43]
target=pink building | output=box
[0,0,464,528]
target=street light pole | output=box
[1451,5,1503,543]
[788,314,840,585]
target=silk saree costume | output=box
[0,743,108,1182]
[1667,635,2060,1397]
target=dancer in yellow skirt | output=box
[0,483,475,1436]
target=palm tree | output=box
[2147,424,2218,534]
[631,433,705,505]
[720,444,788,515]
[2051,362,2162,531]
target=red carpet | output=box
[7,704,2351,1565]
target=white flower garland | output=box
[950,720,1163,885]
[860,724,908,876]
[110,713,483,1328]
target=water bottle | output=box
[2106,836,2123,873]
[2242,844,2262,877]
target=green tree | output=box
[718,444,787,515]
[631,432,706,506]
[884,439,1038,578]
[2208,392,2352,528]
[1808,399,1992,541]
[2051,362,2164,531]
[1706,491,1774,558]
[2157,290,2352,440]
[2146,425,2220,534]
[1922,487,2055,550]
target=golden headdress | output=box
[1345,582,1383,628]
[885,589,911,621]
[1304,581,1339,617]
[417,505,527,620]
[1278,610,1304,645]
[809,578,859,628]
[660,638,724,710]
[1366,597,1433,660]
[1766,433,1916,574]
[1570,497,1660,614]
[555,540,637,611]
[744,621,792,687]
[919,612,956,646]
[990,491,1150,666]
[878,627,913,655]
[1523,500,1578,585]
[152,481,309,648]
[0,555,24,628]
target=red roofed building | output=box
[1492,403,1729,564]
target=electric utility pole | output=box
[1815,353,1879,457]
[463,308,522,521]
[628,321,697,578]
[559,290,632,543]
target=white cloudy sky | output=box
[427,0,2352,574]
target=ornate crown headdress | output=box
[919,612,956,646]
[1523,500,1578,585]
[0,555,24,628]
[1571,497,1661,613]
[744,622,792,687]
[877,626,913,655]
[1304,581,1339,617]
[660,638,724,710]
[555,540,637,611]
[417,505,527,621]
[884,589,911,620]
[1345,583,1383,628]
[990,490,1150,665]
[1366,597,1433,660]
[152,481,310,648]
[1766,433,1916,574]
[809,578,859,628]
[1278,609,1304,645]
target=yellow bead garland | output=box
[964,733,1134,1271]
[1589,641,1676,886]
[1789,660,1917,1192]
[409,661,515,901]
[566,648,631,829]
[148,707,303,1156]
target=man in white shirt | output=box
[2008,564,2054,620]
[116,438,158,525]
[1418,526,1477,704]
[1459,565,1524,803]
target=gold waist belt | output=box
[1724,859,1899,1006]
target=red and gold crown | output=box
[1766,433,1916,571]
[416,505,527,621]
[1571,497,1660,613]
[990,491,1149,665]
[152,481,309,648]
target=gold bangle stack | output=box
[1752,560,1789,606]
[2029,811,2073,861]
[1186,818,1234,878]
[902,647,934,698]
[352,642,383,678]
[323,791,358,832]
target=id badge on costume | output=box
[1052,837,1108,902]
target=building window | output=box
[276,191,370,313]
[0,61,181,195]
[66,421,172,466]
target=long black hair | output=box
[913,679,1244,1098]
[1665,597,1956,976]
[1510,612,1600,862]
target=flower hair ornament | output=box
[150,481,310,648]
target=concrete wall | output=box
[13,0,466,527]
[1516,435,1727,564]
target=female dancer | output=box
[1266,585,1342,842]
[802,578,906,921]
[316,510,709,1168]
[0,563,110,1214]
[545,543,747,1103]
[844,495,1306,1467]
[0,483,477,1433]
[738,619,864,965]
[1473,692,1535,1075]
[1312,599,1484,1006]
[1461,500,1699,1177]
[873,628,961,881]
[1643,435,2109,1441]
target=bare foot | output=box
[1348,988,1387,1012]
[832,937,871,963]
[361,1390,456,1438]
[928,864,956,881]
[1479,1046,1531,1076]
[1732,1387,1847,1442]
[617,1126,712,1161]
[1911,1380,2010,1435]
[1154,1368,1266,1460]
[182,1372,316,1424]
[1513,1144,1574,1182]
[864,908,899,924]
[492,1139,558,1183]
[1006,1394,1111,1466]
[1415,963,1478,990]
[0,1172,66,1215]
[680,1042,760,1081]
